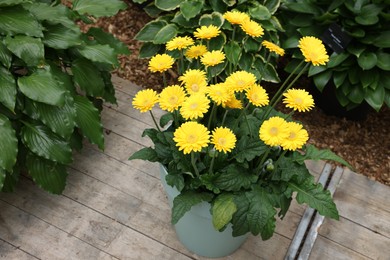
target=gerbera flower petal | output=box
[207,83,231,105]
[240,19,264,38]
[246,84,269,107]
[283,88,315,112]
[298,36,329,66]
[262,40,285,56]
[225,70,257,92]
[179,69,208,95]
[194,25,221,40]
[281,122,309,151]
[180,94,210,120]
[201,50,226,67]
[259,116,289,147]
[211,127,237,153]
[223,10,250,25]
[185,44,208,59]
[166,36,194,51]
[148,54,175,73]
[173,121,210,154]
[132,89,159,113]
[159,85,186,112]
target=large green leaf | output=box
[26,153,68,194]
[75,44,118,65]
[72,58,105,96]
[172,191,213,224]
[234,137,268,163]
[18,68,66,106]
[0,42,12,69]
[139,42,162,58]
[153,24,178,44]
[0,0,30,6]
[135,20,168,42]
[0,168,5,190]
[289,176,339,220]
[231,194,251,236]
[4,35,44,66]
[214,166,257,191]
[0,114,18,172]
[0,168,19,192]
[199,12,224,27]
[86,27,130,55]
[155,0,182,11]
[43,24,82,49]
[0,6,43,37]
[128,147,158,162]
[0,67,17,111]
[358,51,377,70]
[72,0,127,18]
[373,31,390,48]
[365,85,385,112]
[249,3,272,20]
[27,2,75,29]
[224,41,241,66]
[21,122,72,164]
[24,96,76,139]
[377,52,390,71]
[180,0,203,20]
[313,70,332,92]
[74,95,104,150]
[212,193,237,230]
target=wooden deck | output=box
[1,76,389,260]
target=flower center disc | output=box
[270,127,279,136]
[190,103,198,110]
[294,97,303,104]
[187,134,197,143]
[191,84,199,92]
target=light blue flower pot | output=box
[160,165,249,258]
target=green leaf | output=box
[0,67,17,111]
[249,3,271,20]
[231,194,250,236]
[18,68,66,106]
[222,0,236,6]
[165,173,185,192]
[26,153,68,194]
[128,147,158,162]
[153,24,178,44]
[212,193,237,230]
[245,187,276,236]
[4,35,44,66]
[0,42,12,69]
[72,58,105,96]
[0,6,43,37]
[0,114,18,172]
[21,122,72,164]
[86,27,130,55]
[327,52,350,68]
[234,137,267,163]
[365,85,385,112]
[27,2,75,29]
[224,41,241,66]
[214,165,257,191]
[208,33,226,51]
[74,95,104,150]
[159,113,174,128]
[0,0,30,6]
[23,96,76,139]
[358,51,377,70]
[139,42,161,59]
[155,0,182,11]
[0,168,19,192]
[72,0,127,18]
[43,24,82,49]
[260,216,276,240]
[0,168,5,191]
[209,0,228,13]
[313,70,332,92]
[308,64,327,77]
[373,31,390,48]
[135,20,168,42]
[199,12,224,27]
[239,52,254,71]
[377,52,390,71]
[333,71,347,88]
[75,44,118,66]
[273,157,310,183]
[180,0,203,20]
[172,191,213,224]
[289,176,339,220]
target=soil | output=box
[83,2,390,186]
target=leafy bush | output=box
[0,0,128,193]
[133,0,284,83]
[277,0,390,111]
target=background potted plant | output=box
[277,0,390,115]
[0,0,129,194]
[129,10,351,258]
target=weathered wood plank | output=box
[0,239,38,260]
[0,200,115,260]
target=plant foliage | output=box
[0,0,128,193]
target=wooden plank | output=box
[0,200,115,260]
[112,74,142,97]
[0,239,38,260]
[309,236,370,260]
[334,169,390,238]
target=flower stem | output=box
[208,103,217,130]
[209,151,217,174]
[150,110,161,132]
[256,148,270,173]
[191,153,200,178]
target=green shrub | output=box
[133,0,284,83]
[0,0,128,193]
[277,0,390,111]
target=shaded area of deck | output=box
[1,76,389,259]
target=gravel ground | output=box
[84,2,389,185]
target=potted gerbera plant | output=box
[129,10,350,258]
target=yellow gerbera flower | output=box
[207,83,231,105]
[283,88,315,112]
[173,121,210,154]
[225,70,257,92]
[166,36,194,51]
[194,25,221,40]
[132,89,159,113]
[259,116,289,147]
[262,40,285,56]
[180,94,210,120]
[298,36,329,66]
[223,10,250,25]
[211,127,237,153]
[223,94,243,109]
[159,85,186,112]
[185,44,208,59]
[179,69,208,95]
[246,84,269,107]
[201,50,226,67]
[240,19,264,38]
[281,122,309,151]
[148,54,175,73]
